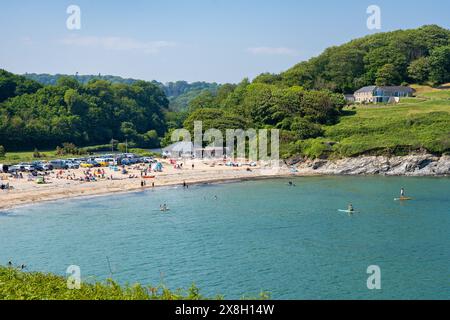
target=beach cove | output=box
[1,153,449,211]
[1,176,449,299]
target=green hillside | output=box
[285,87,450,159]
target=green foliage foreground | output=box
[0,267,271,300]
[0,266,209,300]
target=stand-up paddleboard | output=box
[338,209,358,213]
[394,197,413,201]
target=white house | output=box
[354,86,415,104]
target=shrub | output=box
[56,143,85,156]
[33,148,42,158]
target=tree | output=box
[141,130,159,148]
[33,148,42,158]
[408,57,430,83]
[376,64,401,86]
[290,117,324,139]
[183,108,246,134]
[188,91,218,112]
[300,91,344,124]
[428,46,450,84]
[0,145,5,158]
[120,122,138,141]
[57,76,80,89]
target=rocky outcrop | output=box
[293,154,450,176]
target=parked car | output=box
[8,164,23,173]
[66,161,80,169]
[19,163,36,172]
[119,158,131,166]
[49,160,69,170]
[141,157,155,164]
[32,161,54,171]
[80,160,99,168]
[94,158,115,167]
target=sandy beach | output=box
[0,159,301,211]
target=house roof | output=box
[355,85,415,94]
[162,141,193,153]
[377,86,415,93]
[355,86,376,94]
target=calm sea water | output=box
[1,177,449,299]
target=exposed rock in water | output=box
[292,154,450,176]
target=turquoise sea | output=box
[1,177,449,299]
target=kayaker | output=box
[400,188,405,197]
[348,203,354,212]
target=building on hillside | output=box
[162,141,194,158]
[354,86,415,104]
[162,141,229,159]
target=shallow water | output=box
[1,176,449,299]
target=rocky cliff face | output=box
[291,154,450,176]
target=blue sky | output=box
[0,0,449,83]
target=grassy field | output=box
[0,147,156,165]
[0,150,59,164]
[295,86,450,158]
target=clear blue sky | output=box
[1,0,449,83]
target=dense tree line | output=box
[255,25,450,93]
[0,71,168,150]
[24,74,219,112]
[23,73,139,86]
[0,70,42,103]
[174,79,345,149]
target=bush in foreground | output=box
[0,266,271,300]
[0,266,209,300]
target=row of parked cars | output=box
[5,159,80,173]
[2,154,157,173]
